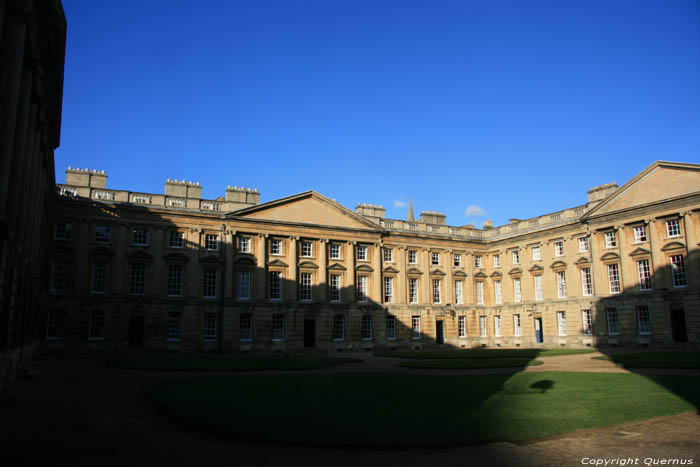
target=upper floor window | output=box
[169,231,184,249]
[604,231,617,248]
[475,281,484,305]
[637,259,652,291]
[357,275,369,302]
[455,280,463,304]
[454,254,462,267]
[534,274,543,300]
[50,259,72,293]
[474,255,482,268]
[409,277,418,304]
[532,246,541,261]
[205,234,219,251]
[301,241,313,257]
[357,245,368,261]
[494,280,502,304]
[269,271,282,300]
[556,271,567,298]
[384,277,394,303]
[132,228,148,246]
[55,222,72,240]
[670,255,687,287]
[270,238,283,255]
[95,225,111,243]
[237,271,251,299]
[431,252,440,266]
[633,225,647,243]
[578,237,589,253]
[203,268,217,298]
[607,263,621,293]
[329,243,341,259]
[91,262,106,294]
[512,250,520,265]
[329,274,341,302]
[408,250,417,264]
[432,279,441,304]
[239,236,251,253]
[383,248,393,263]
[130,263,145,295]
[581,268,593,296]
[300,272,312,301]
[167,265,183,297]
[493,254,500,268]
[666,219,681,238]
[513,278,522,302]
[554,242,564,257]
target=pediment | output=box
[489,271,502,278]
[383,265,400,274]
[234,256,256,266]
[575,256,592,266]
[431,268,446,276]
[50,244,75,255]
[550,260,567,270]
[164,252,188,263]
[87,246,115,257]
[474,271,488,279]
[660,241,686,252]
[269,258,289,268]
[508,267,522,276]
[584,162,700,219]
[355,264,374,272]
[228,191,381,231]
[328,262,347,271]
[298,260,318,269]
[200,254,222,264]
[528,264,543,273]
[407,267,423,275]
[600,252,620,262]
[453,270,468,277]
[628,247,651,257]
[127,250,153,260]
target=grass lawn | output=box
[399,358,544,369]
[106,354,360,371]
[593,352,700,369]
[375,348,596,359]
[144,371,700,447]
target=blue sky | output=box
[57,0,700,227]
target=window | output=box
[167,265,183,296]
[670,255,687,287]
[479,316,487,337]
[301,241,313,257]
[361,315,372,340]
[474,255,482,268]
[357,245,368,261]
[556,271,567,298]
[239,313,252,341]
[554,242,564,257]
[95,225,111,243]
[513,314,522,337]
[88,310,105,340]
[329,274,341,302]
[329,243,341,259]
[170,231,184,248]
[130,263,145,295]
[458,316,466,338]
[582,310,593,336]
[557,311,567,336]
[91,262,106,294]
[607,264,621,293]
[132,228,147,246]
[300,272,312,301]
[386,316,397,340]
[493,315,502,337]
[534,275,543,301]
[475,281,484,305]
[383,248,393,263]
[237,271,251,299]
[50,259,71,293]
[455,280,463,304]
[203,268,217,298]
[433,279,441,304]
[384,277,394,303]
[46,309,63,339]
[513,278,521,303]
[408,250,417,264]
[637,305,651,335]
[205,234,219,251]
[272,314,285,341]
[606,308,619,335]
[454,254,462,267]
[633,225,647,243]
[431,252,440,265]
[532,246,541,261]
[55,222,72,240]
[332,315,344,340]
[494,280,502,304]
[578,237,589,253]
[357,276,368,302]
[409,278,418,304]
[637,259,652,291]
[269,271,282,300]
[167,312,181,341]
[581,268,593,296]
[411,316,421,339]
[493,254,500,268]
[604,231,617,248]
[666,219,681,238]
[239,236,251,253]
[203,313,217,341]
[512,250,520,265]
[270,238,282,255]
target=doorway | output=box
[670,304,687,343]
[436,320,444,345]
[303,318,316,348]
[535,317,544,344]
[128,315,144,348]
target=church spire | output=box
[408,197,414,222]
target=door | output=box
[436,320,444,344]
[303,319,316,348]
[670,304,688,343]
[535,317,544,343]
[128,315,144,348]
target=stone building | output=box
[46,161,699,352]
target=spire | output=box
[408,197,415,222]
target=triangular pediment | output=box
[431,268,446,276]
[528,264,544,273]
[298,260,318,269]
[407,267,423,275]
[550,260,567,270]
[600,252,620,262]
[489,271,502,278]
[328,262,347,271]
[629,247,651,257]
[127,250,153,260]
[508,267,522,276]
[474,271,488,279]
[268,258,289,268]
[228,191,382,231]
[383,266,400,274]
[454,270,467,277]
[87,246,115,257]
[164,252,188,263]
[575,256,591,266]
[584,162,700,219]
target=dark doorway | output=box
[303,319,316,348]
[436,320,444,345]
[535,317,544,344]
[128,315,144,348]
[670,304,688,343]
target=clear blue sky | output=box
[57,0,700,227]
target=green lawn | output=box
[144,371,700,447]
[593,352,700,369]
[375,348,596,359]
[106,354,360,371]
[399,358,544,369]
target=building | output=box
[45,161,699,353]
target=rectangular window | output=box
[475,281,484,305]
[239,237,251,253]
[455,280,463,305]
[494,315,502,337]
[581,268,593,296]
[556,271,567,298]
[170,231,184,248]
[239,313,252,341]
[205,234,219,251]
[666,219,681,238]
[130,263,145,295]
[270,238,282,255]
[454,254,462,267]
[329,274,341,302]
[50,259,71,293]
[433,279,441,304]
[411,316,421,339]
[383,248,393,263]
[607,264,621,293]
[554,242,564,257]
[409,277,418,304]
[578,237,589,253]
[361,315,372,340]
[474,255,482,268]
[493,254,500,268]
[512,250,520,264]
[532,246,541,261]
[582,310,593,336]
[88,310,105,340]
[671,255,687,287]
[91,262,106,294]
[637,259,652,290]
[237,271,251,299]
[269,271,282,300]
[386,316,396,340]
[494,280,502,304]
[95,225,111,243]
[604,231,617,248]
[46,309,63,339]
[301,241,313,257]
[300,272,313,301]
[329,243,341,259]
[167,312,181,341]
[534,275,543,300]
[384,276,394,303]
[637,305,651,335]
[332,315,344,340]
[203,313,217,341]
[479,316,487,337]
[513,314,522,337]
[167,265,183,296]
[357,276,368,302]
[132,228,148,246]
[55,222,72,240]
[408,250,417,264]
[513,278,521,303]
[357,245,368,261]
[633,225,647,243]
[203,268,217,298]
[458,316,466,338]
[606,308,619,335]
[557,311,567,336]
[272,314,285,341]
[432,252,440,265]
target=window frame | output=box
[300,272,313,302]
[532,246,541,261]
[169,231,185,249]
[637,259,652,291]
[670,255,687,287]
[633,225,647,243]
[494,280,502,304]
[554,242,564,257]
[94,225,112,244]
[666,219,681,238]
[411,315,421,339]
[356,245,368,261]
[204,233,219,251]
[55,222,72,240]
[203,313,218,341]
[332,314,345,341]
[581,268,593,296]
[581,309,593,336]
[300,241,313,258]
[607,263,621,294]
[270,238,283,256]
[454,253,462,267]
[357,275,369,303]
[132,227,148,246]
[604,231,617,249]
[556,271,567,298]
[458,316,466,338]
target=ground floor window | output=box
[89,310,105,340]
[513,314,522,337]
[557,311,567,336]
[479,316,487,337]
[411,316,420,339]
[167,312,181,341]
[606,308,619,335]
[333,315,345,341]
[361,315,372,340]
[458,316,466,338]
[386,316,396,340]
[272,314,285,341]
[581,309,593,336]
[203,313,217,341]
[47,308,63,339]
[637,305,651,335]
[240,313,252,341]
[494,315,502,337]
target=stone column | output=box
[224,229,234,300]
[346,241,355,303]
[151,227,165,297]
[318,238,327,302]
[422,248,431,304]
[397,246,407,303]
[287,236,297,302]
[254,234,266,300]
